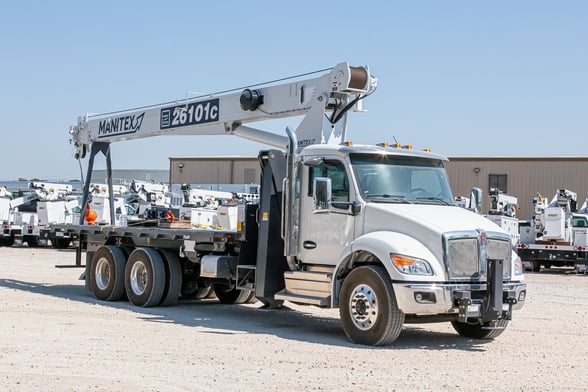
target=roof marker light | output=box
[423,148,431,152]
[392,143,401,148]
[376,142,389,147]
[343,141,353,146]
[402,145,413,149]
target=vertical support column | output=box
[104,144,115,225]
[254,150,289,306]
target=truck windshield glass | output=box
[351,154,454,205]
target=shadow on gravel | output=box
[0,277,492,351]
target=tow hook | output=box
[503,289,517,321]
[455,290,472,323]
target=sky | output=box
[0,1,586,181]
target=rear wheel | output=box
[89,245,127,301]
[1,235,15,247]
[158,249,182,306]
[532,261,541,272]
[451,319,508,339]
[24,236,41,248]
[52,238,71,249]
[339,265,405,346]
[125,248,166,307]
[213,283,252,304]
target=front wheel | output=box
[339,265,405,346]
[451,319,508,339]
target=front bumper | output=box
[393,281,526,316]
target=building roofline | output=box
[447,156,588,162]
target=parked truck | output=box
[484,188,520,245]
[55,62,526,345]
[517,189,588,272]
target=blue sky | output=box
[0,1,586,180]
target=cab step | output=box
[274,270,332,306]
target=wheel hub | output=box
[130,261,148,295]
[95,257,111,290]
[349,284,379,331]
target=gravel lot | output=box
[1,246,588,391]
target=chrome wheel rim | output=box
[130,260,148,295]
[349,284,379,331]
[95,257,111,290]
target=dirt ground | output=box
[1,246,588,391]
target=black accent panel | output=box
[254,150,289,303]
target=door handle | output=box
[303,240,317,249]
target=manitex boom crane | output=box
[59,62,525,346]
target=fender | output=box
[330,230,442,307]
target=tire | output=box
[24,236,41,248]
[180,278,213,299]
[339,265,405,346]
[89,245,127,301]
[532,261,541,272]
[212,283,252,304]
[158,249,183,306]
[125,248,166,307]
[52,238,71,249]
[1,235,15,247]
[245,290,257,304]
[451,319,508,339]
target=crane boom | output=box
[70,62,376,159]
[70,62,377,225]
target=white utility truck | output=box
[484,188,520,245]
[517,189,588,272]
[1,185,41,247]
[55,62,526,345]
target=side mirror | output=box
[469,187,483,214]
[313,177,332,212]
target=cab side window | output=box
[308,160,349,208]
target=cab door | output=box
[297,159,357,266]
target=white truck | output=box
[55,62,525,345]
[1,187,40,247]
[517,189,588,272]
[484,188,520,245]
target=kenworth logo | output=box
[98,112,145,138]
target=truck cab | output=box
[275,142,526,344]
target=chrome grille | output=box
[447,238,479,278]
[444,230,512,280]
[487,238,511,279]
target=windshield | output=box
[351,154,455,205]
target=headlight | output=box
[513,255,524,276]
[390,254,433,276]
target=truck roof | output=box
[301,143,448,162]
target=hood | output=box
[362,203,506,260]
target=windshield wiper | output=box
[367,194,414,204]
[415,197,452,205]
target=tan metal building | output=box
[445,157,588,220]
[169,157,261,186]
[169,156,588,220]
